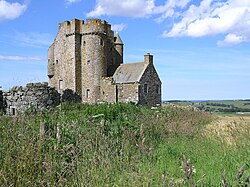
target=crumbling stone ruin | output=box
[3,82,60,115]
[1,82,81,116]
[48,19,161,106]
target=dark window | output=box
[86,89,90,98]
[156,85,160,94]
[100,39,104,46]
[11,107,16,116]
[87,60,90,65]
[83,41,86,45]
[144,84,148,94]
[56,60,58,64]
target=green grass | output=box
[166,99,250,114]
[0,103,249,186]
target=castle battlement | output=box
[59,18,112,36]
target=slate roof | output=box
[113,62,149,83]
[114,33,123,44]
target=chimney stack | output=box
[144,53,153,64]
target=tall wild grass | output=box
[0,103,249,186]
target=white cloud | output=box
[217,34,246,47]
[111,23,127,32]
[162,0,250,46]
[153,0,191,23]
[86,0,155,17]
[87,0,250,46]
[0,55,45,61]
[65,0,81,5]
[14,32,53,48]
[0,0,27,21]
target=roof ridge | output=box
[121,61,148,65]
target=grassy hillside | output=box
[166,99,250,114]
[0,103,249,186]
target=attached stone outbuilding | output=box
[100,54,161,106]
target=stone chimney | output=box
[144,53,153,64]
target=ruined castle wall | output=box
[100,77,116,103]
[117,83,139,104]
[3,82,61,115]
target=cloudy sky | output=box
[0,0,250,100]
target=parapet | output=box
[59,18,112,36]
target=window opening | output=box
[86,89,90,98]
[144,84,148,94]
[59,80,63,90]
[100,39,104,46]
[156,85,160,94]
[10,106,16,116]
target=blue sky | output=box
[0,0,250,100]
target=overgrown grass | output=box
[0,103,249,186]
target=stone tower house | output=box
[48,19,161,106]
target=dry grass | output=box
[203,115,250,145]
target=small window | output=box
[100,39,104,46]
[83,41,86,45]
[103,91,105,95]
[156,85,160,94]
[86,89,90,98]
[56,60,59,64]
[59,80,63,90]
[144,84,148,94]
[87,60,90,65]
[10,106,16,116]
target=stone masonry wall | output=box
[117,83,139,104]
[100,77,116,103]
[0,90,3,113]
[139,63,161,106]
[3,82,61,115]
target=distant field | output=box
[165,99,250,115]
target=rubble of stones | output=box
[0,82,81,116]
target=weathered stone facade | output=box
[2,82,81,116]
[0,90,4,113]
[48,18,161,106]
[48,19,123,103]
[3,82,60,115]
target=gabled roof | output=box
[113,62,149,83]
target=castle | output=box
[48,19,161,106]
